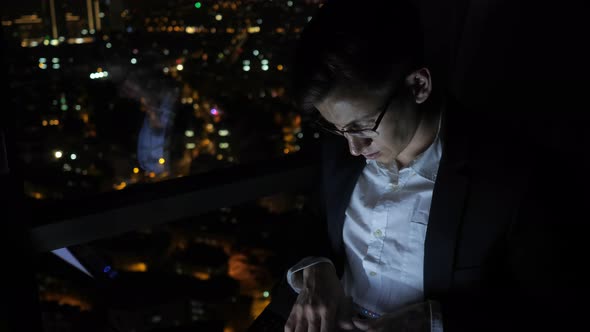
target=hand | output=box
[352,301,431,332]
[285,263,355,332]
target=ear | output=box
[405,67,432,104]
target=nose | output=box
[344,134,371,156]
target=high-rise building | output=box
[8,14,45,40]
[84,0,103,32]
[45,0,65,39]
[93,0,101,31]
[85,0,95,31]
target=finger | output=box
[352,317,370,331]
[285,318,294,332]
[285,314,296,332]
[338,322,355,330]
[307,316,321,332]
[285,305,303,332]
[294,319,307,332]
[305,305,321,332]
[337,316,355,330]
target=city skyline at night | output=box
[3,1,326,330]
[4,0,322,202]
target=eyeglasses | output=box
[314,84,401,138]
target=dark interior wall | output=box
[416,0,589,154]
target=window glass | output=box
[37,191,320,331]
[3,0,324,201]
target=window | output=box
[3,0,323,202]
[36,191,321,331]
[2,0,328,330]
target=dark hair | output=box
[291,0,426,114]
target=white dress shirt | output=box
[287,124,443,330]
[340,132,442,315]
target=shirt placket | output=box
[362,169,391,285]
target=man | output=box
[253,0,588,331]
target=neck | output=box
[395,110,441,169]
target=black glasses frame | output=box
[314,82,404,138]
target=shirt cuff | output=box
[286,256,335,294]
[428,299,444,332]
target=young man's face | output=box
[314,68,433,165]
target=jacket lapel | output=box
[424,98,472,298]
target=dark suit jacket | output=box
[259,96,589,331]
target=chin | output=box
[376,155,393,164]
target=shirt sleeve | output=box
[429,299,444,332]
[286,256,335,294]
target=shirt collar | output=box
[407,125,442,182]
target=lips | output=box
[363,151,381,160]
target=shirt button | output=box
[369,271,377,276]
[374,229,383,237]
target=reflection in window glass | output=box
[37,192,317,331]
[4,0,325,200]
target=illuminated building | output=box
[49,0,59,39]
[93,0,101,31]
[85,0,95,31]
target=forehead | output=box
[314,87,387,127]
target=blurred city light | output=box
[113,182,127,190]
[89,71,109,79]
[247,26,261,33]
